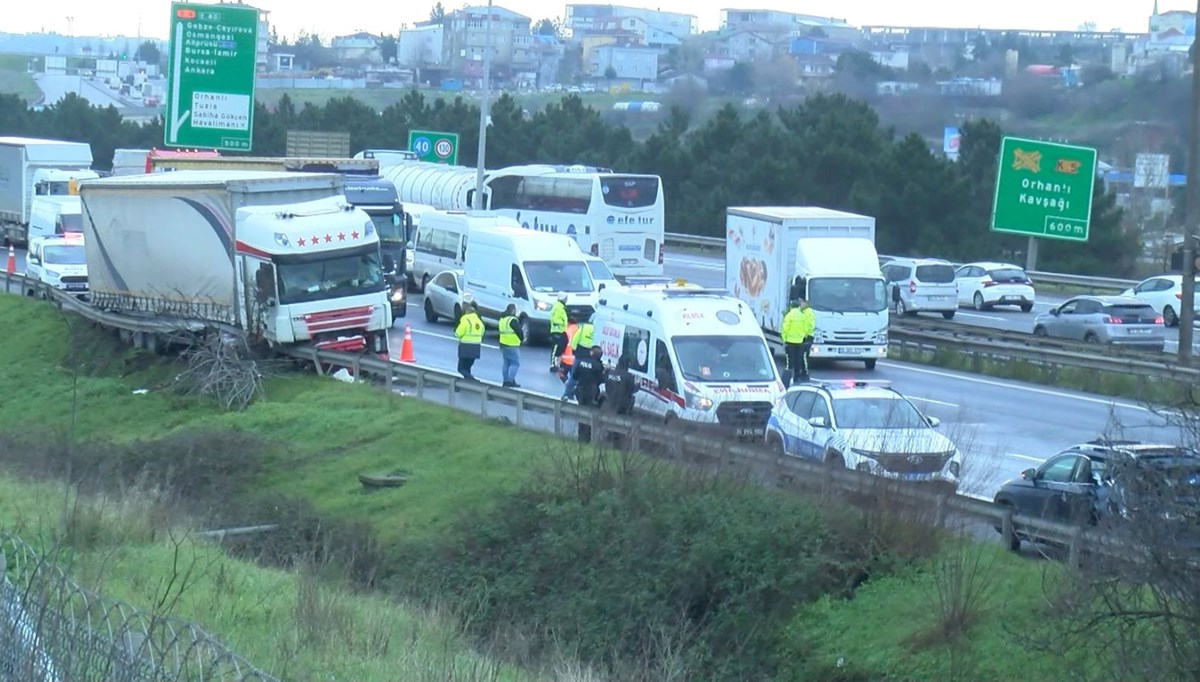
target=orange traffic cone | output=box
[5,245,13,274]
[399,323,416,363]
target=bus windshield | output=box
[672,335,777,383]
[524,260,594,293]
[600,176,659,208]
[807,277,887,313]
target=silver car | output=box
[422,269,468,324]
[1033,295,1165,351]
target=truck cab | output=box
[790,238,889,369]
[25,233,88,299]
[342,175,410,319]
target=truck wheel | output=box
[864,359,877,370]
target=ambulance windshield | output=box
[672,335,776,383]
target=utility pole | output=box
[1180,0,1200,363]
[473,0,492,210]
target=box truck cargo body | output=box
[80,170,393,352]
[725,207,888,369]
[0,136,98,245]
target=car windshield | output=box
[525,260,594,293]
[587,259,615,282]
[672,335,777,382]
[275,248,385,305]
[988,268,1028,283]
[833,396,929,430]
[43,245,86,265]
[807,277,888,313]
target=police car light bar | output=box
[820,380,894,390]
[660,287,729,297]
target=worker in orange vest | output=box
[558,320,578,383]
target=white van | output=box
[592,286,785,438]
[410,210,511,293]
[463,224,599,341]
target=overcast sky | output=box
[7,0,1188,41]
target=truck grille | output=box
[872,452,953,475]
[831,330,870,342]
[60,276,88,284]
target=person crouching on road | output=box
[572,345,606,443]
[561,316,596,399]
[781,298,814,385]
[455,301,485,381]
[497,303,524,388]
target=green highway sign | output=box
[165,2,258,151]
[991,137,1097,243]
[407,130,459,165]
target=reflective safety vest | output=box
[550,301,568,334]
[570,322,595,351]
[498,315,521,347]
[780,307,806,344]
[561,323,578,366]
[455,312,485,345]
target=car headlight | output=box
[876,331,888,344]
[686,392,714,411]
[813,329,827,343]
[534,300,551,311]
[390,288,405,303]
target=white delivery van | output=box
[410,210,507,292]
[593,286,785,439]
[463,224,599,341]
[725,207,888,369]
[25,233,88,298]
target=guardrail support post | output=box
[553,402,563,436]
[416,372,425,398]
[385,365,394,393]
[448,378,457,407]
[352,356,361,381]
[1068,527,1083,568]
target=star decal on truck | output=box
[297,237,306,246]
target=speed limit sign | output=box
[434,138,454,159]
[407,129,459,165]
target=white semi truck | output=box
[80,170,393,354]
[724,207,888,370]
[0,137,99,245]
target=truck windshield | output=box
[525,260,594,293]
[808,277,887,313]
[371,213,405,241]
[672,335,777,383]
[43,245,86,265]
[274,248,385,305]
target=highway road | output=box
[34,74,132,109]
[386,291,1188,504]
[662,252,1200,354]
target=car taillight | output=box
[908,280,916,293]
[982,279,997,287]
[658,243,664,265]
[1154,316,1165,325]
[1105,316,1122,324]
[1176,292,1183,299]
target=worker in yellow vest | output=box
[549,294,569,372]
[454,301,485,381]
[497,303,524,388]
[780,298,815,385]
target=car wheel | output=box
[997,501,1021,551]
[1084,332,1100,344]
[824,450,845,468]
[1033,325,1048,337]
[520,315,534,345]
[895,299,907,316]
[864,359,877,370]
[420,273,431,294]
[1020,303,1034,313]
[453,303,462,322]
[1163,305,1179,327]
[941,310,955,320]
[973,292,988,311]
[768,432,787,457]
[423,298,438,323]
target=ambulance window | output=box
[622,326,650,373]
[655,340,677,393]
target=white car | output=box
[1120,274,1200,327]
[765,380,961,485]
[25,234,88,299]
[954,262,1036,312]
[422,269,467,324]
[584,255,622,292]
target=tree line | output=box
[0,89,1134,275]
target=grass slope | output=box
[0,54,39,103]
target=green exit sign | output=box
[990,137,1097,243]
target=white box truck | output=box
[80,170,393,353]
[725,207,888,369]
[0,137,99,245]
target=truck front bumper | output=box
[809,344,888,360]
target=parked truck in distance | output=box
[725,207,888,369]
[0,137,99,246]
[80,170,393,354]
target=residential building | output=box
[531,33,565,88]
[566,4,697,40]
[399,24,445,67]
[442,5,535,80]
[591,44,659,86]
[720,9,857,42]
[218,1,270,71]
[709,26,792,62]
[587,16,681,50]
[331,32,382,64]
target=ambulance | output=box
[592,285,785,439]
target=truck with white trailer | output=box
[0,137,99,245]
[725,207,888,369]
[79,170,393,354]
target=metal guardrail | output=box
[663,232,1139,293]
[0,272,1160,565]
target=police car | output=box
[25,233,88,299]
[765,380,961,485]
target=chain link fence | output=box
[0,534,280,682]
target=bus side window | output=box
[654,340,677,393]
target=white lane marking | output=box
[664,257,723,271]
[878,360,1161,414]
[408,327,501,350]
[906,396,959,408]
[1005,453,1044,463]
[954,312,1007,321]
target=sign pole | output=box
[473,0,492,210]
[1178,0,1200,363]
[1025,236,1039,272]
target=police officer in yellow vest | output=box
[497,303,524,388]
[549,294,569,372]
[569,317,595,353]
[454,301,485,381]
[781,298,816,385]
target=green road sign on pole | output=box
[407,130,459,165]
[165,2,258,151]
[991,136,1098,243]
